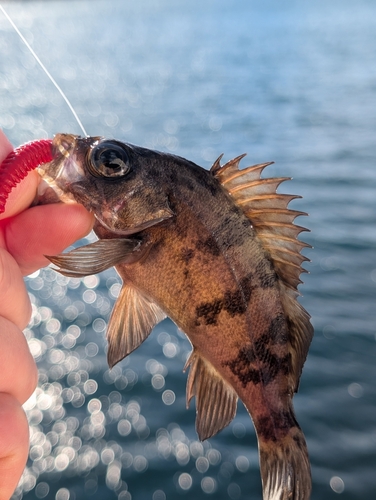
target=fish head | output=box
[38,133,174,235]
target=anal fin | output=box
[107,283,166,367]
[185,351,238,441]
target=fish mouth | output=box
[36,133,101,207]
[35,177,71,206]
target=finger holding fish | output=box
[0,132,37,499]
[3,202,94,276]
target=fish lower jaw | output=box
[36,177,77,206]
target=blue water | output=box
[1,0,376,499]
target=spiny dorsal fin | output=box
[184,350,238,440]
[210,153,224,175]
[107,283,166,368]
[212,154,310,295]
[212,155,313,391]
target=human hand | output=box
[0,130,94,498]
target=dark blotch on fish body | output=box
[257,409,300,442]
[256,260,279,289]
[267,313,289,344]
[195,298,223,326]
[195,273,255,325]
[196,235,221,256]
[223,343,291,388]
[223,273,255,316]
[180,247,195,264]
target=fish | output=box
[37,132,313,500]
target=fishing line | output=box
[0,4,88,137]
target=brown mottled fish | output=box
[39,133,313,500]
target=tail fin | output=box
[258,426,311,500]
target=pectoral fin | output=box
[107,284,166,367]
[185,350,238,440]
[46,238,143,277]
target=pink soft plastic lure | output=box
[0,139,53,214]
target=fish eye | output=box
[89,142,130,178]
